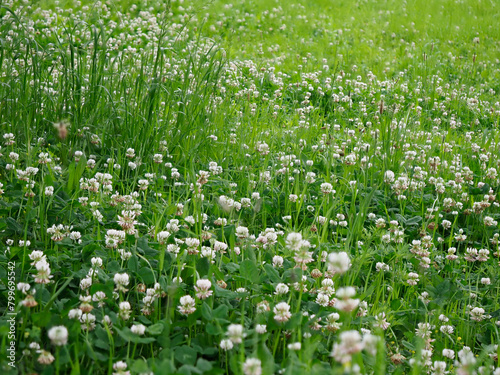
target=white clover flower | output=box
[236,226,249,239]
[113,361,128,373]
[242,358,261,375]
[220,339,233,351]
[273,302,292,323]
[68,309,82,320]
[375,262,389,272]
[227,324,245,344]
[91,257,103,267]
[156,231,171,245]
[384,170,395,183]
[320,182,334,194]
[47,326,68,346]
[285,232,302,251]
[407,272,419,285]
[440,325,454,334]
[114,273,130,292]
[17,282,30,294]
[131,324,146,335]
[118,302,132,320]
[331,330,364,364]
[316,292,330,307]
[195,279,213,299]
[481,277,491,285]
[272,255,284,267]
[45,186,54,196]
[442,349,455,359]
[327,252,351,274]
[274,283,289,295]
[255,324,267,334]
[185,237,200,248]
[178,295,196,315]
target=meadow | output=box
[1,0,500,373]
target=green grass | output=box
[0,0,500,374]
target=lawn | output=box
[1,0,500,374]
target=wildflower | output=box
[331,330,364,364]
[440,325,454,334]
[117,211,138,233]
[407,272,419,285]
[384,170,395,183]
[213,240,228,252]
[3,133,15,145]
[153,154,163,164]
[374,312,390,330]
[273,302,292,323]
[325,312,342,332]
[92,291,106,307]
[288,342,301,351]
[439,314,449,322]
[69,231,82,242]
[272,255,284,267]
[195,279,213,299]
[80,278,92,290]
[316,293,330,307]
[390,353,406,365]
[185,238,200,254]
[335,287,360,312]
[34,260,53,284]
[256,301,270,314]
[17,282,30,294]
[178,295,196,315]
[320,182,334,194]
[227,324,245,344]
[105,229,125,248]
[220,339,233,350]
[285,232,302,250]
[29,250,46,265]
[114,273,130,292]
[68,309,82,319]
[481,277,491,285]
[255,324,267,334]
[113,361,130,375]
[131,324,146,335]
[126,148,135,158]
[470,307,487,321]
[431,361,447,375]
[80,313,97,331]
[275,283,289,295]
[242,358,262,375]
[327,252,351,275]
[477,248,489,262]
[442,349,455,359]
[446,247,458,261]
[118,302,132,320]
[376,262,390,272]
[415,322,433,341]
[47,224,70,241]
[156,231,171,245]
[484,216,498,226]
[197,170,210,185]
[37,350,55,365]
[47,326,68,346]
[236,226,249,239]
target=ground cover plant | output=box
[1,0,500,373]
